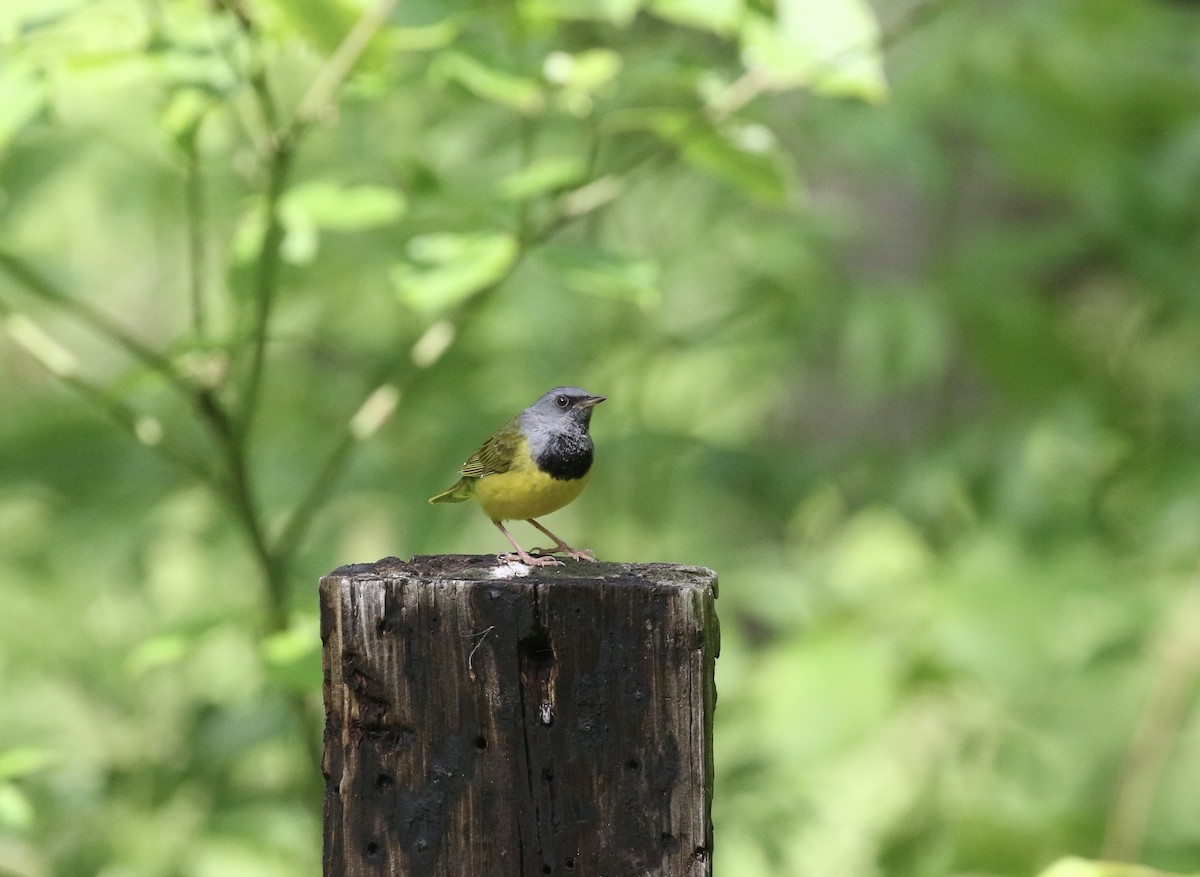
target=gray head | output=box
[521,387,606,435]
[520,388,605,480]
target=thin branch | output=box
[59,374,212,480]
[294,0,403,129]
[597,0,965,186]
[236,135,295,439]
[1102,574,1200,861]
[274,423,360,561]
[196,386,321,777]
[197,387,291,630]
[0,299,212,480]
[0,249,195,398]
[213,0,280,133]
[274,365,408,560]
[709,0,962,120]
[236,0,404,440]
[184,139,209,339]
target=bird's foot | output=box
[530,545,598,563]
[499,551,564,568]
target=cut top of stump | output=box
[325,553,719,594]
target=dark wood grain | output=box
[320,555,719,877]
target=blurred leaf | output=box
[750,630,900,762]
[189,839,299,877]
[282,221,319,264]
[237,179,407,267]
[519,0,642,25]
[263,616,321,695]
[0,783,34,830]
[162,88,216,149]
[0,491,52,556]
[542,48,622,93]
[257,0,359,54]
[1036,858,1198,877]
[712,830,775,877]
[839,288,951,399]
[0,61,45,148]
[537,244,660,308]
[281,181,407,232]
[4,0,90,37]
[125,633,191,674]
[676,124,794,205]
[650,0,743,34]
[626,109,794,203]
[284,181,407,230]
[392,232,519,312]
[740,0,887,101]
[543,48,622,115]
[824,508,934,602]
[557,175,625,217]
[495,157,587,201]
[0,748,58,781]
[431,51,545,114]
[389,20,461,51]
[232,200,269,264]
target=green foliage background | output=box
[2,0,1200,875]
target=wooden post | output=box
[320,555,719,877]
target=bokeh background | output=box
[3,0,1200,874]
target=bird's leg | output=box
[493,520,563,567]
[526,518,597,562]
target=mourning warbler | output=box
[429,387,606,567]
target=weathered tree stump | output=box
[320,555,719,877]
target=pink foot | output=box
[530,546,597,563]
[499,551,564,567]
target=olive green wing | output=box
[428,418,521,504]
[459,418,521,477]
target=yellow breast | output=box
[474,449,590,522]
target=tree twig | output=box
[294,0,403,129]
[1102,573,1200,860]
[0,299,212,480]
[213,0,280,134]
[184,137,209,339]
[236,135,295,440]
[0,250,194,397]
[236,0,405,440]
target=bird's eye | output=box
[555,395,570,408]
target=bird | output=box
[429,387,606,567]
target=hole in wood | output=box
[374,772,393,790]
[541,866,551,875]
[624,758,640,771]
[518,632,555,671]
[564,856,576,870]
[365,841,380,860]
[473,735,488,751]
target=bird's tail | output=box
[428,478,475,504]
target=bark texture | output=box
[320,555,719,877]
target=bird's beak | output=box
[576,395,606,409]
